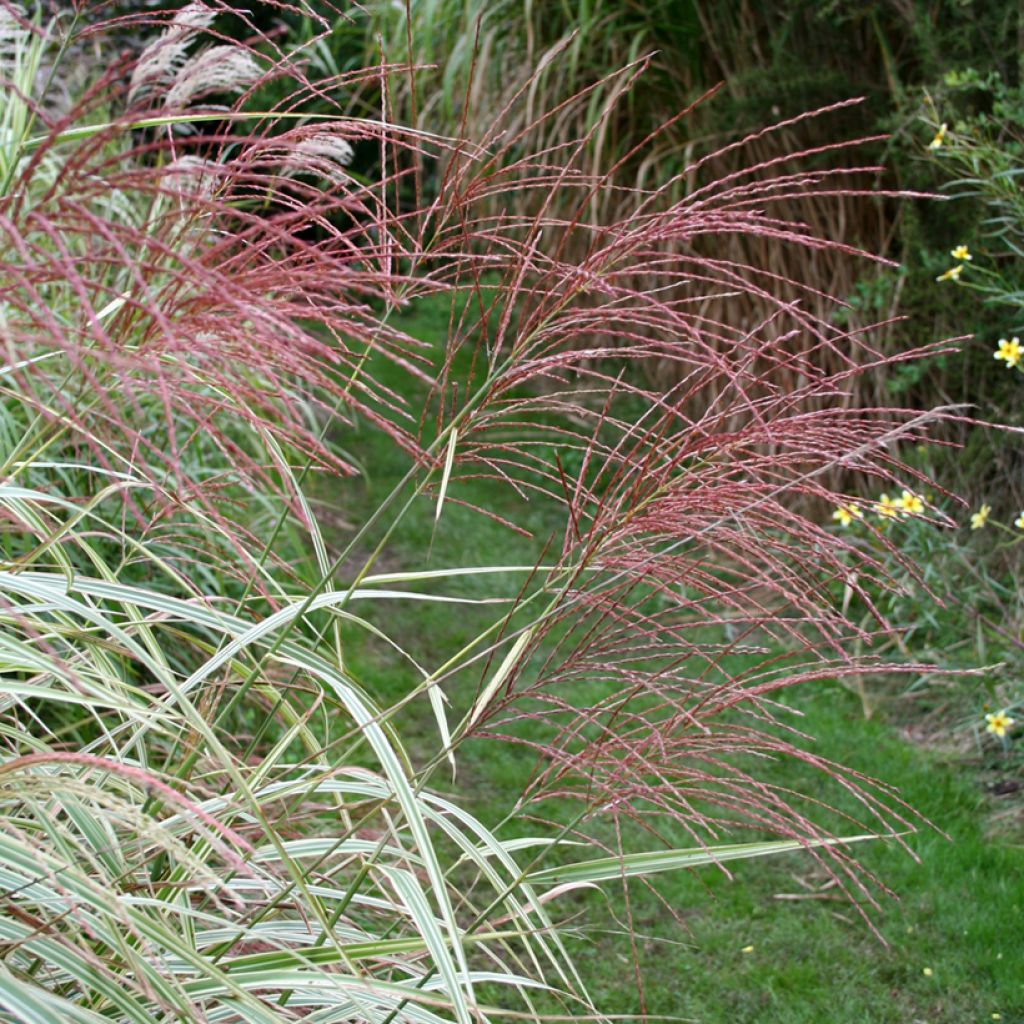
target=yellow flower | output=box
[928,123,947,149]
[1015,512,1024,530]
[741,945,754,953]
[832,503,863,527]
[950,244,972,261]
[936,264,963,282]
[970,504,991,530]
[984,711,1015,738]
[994,337,1022,368]
[876,494,900,520]
[922,967,933,977]
[896,489,924,516]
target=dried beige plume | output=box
[284,132,355,183]
[0,2,26,34]
[162,155,221,198]
[128,2,216,104]
[0,4,30,76]
[165,45,261,109]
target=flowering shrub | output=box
[888,81,1024,761]
[830,468,1022,754]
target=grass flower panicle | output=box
[936,264,963,282]
[970,504,991,530]
[994,337,1022,368]
[984,711,1015,738]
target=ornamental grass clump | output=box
[0,3,954,1020]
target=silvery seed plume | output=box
[162,155,221,197]
[165,45,261,108]
[128,1,215,103]
[284,131,355,183]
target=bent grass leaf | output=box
[380,866,474,1024]
[435,426,458,523]
[465,627,537,732]
[526,834,888,886]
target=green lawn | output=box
[317,294,1024,1024]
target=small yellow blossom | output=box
[994,336,1022,368]
[928,123,947,149]
[922,966,933,977]
[876,493,900,520]
[741,945,754,953]
[896,489,925,516]
[984,710,1015,738]
[992,1014,1002,1020]
[936,264,963,282]
[950,244,972,261]
[970,504,991,530]
[832,503,863,527]
[1016,512,1024,530]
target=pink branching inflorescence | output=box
[401,80,958,921]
